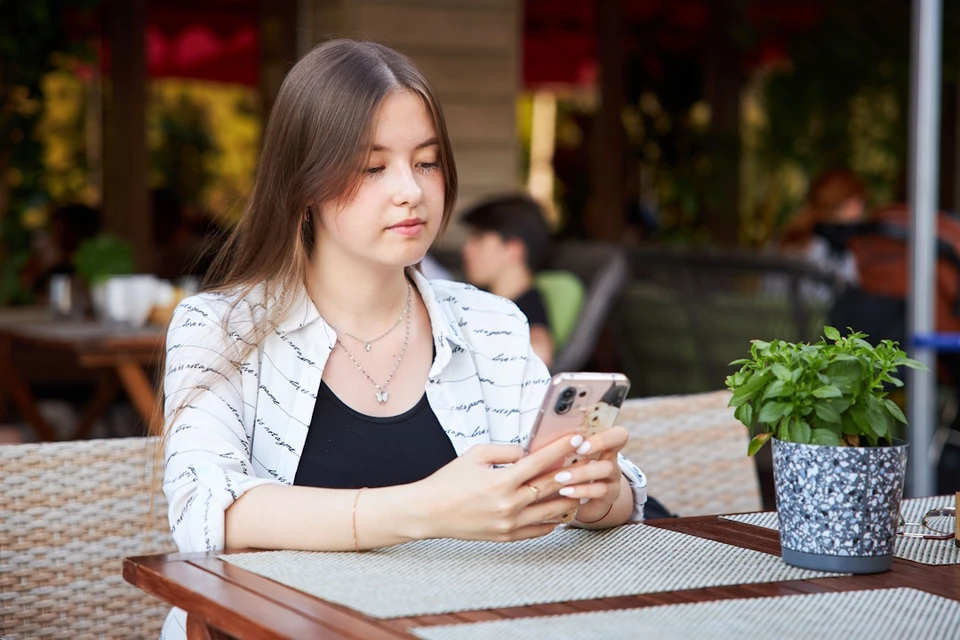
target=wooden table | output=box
[0,313,164,440]
[123,516,960,640]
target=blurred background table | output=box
[0,309,164,441]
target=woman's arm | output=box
[224,483,427,551]
[226,433,595,551]
[163,298,282,553]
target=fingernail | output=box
[570,435,584,448]
[559,487,575,496]
[554,471,573,483]
[576,441,592,455]
[580,498,591,504]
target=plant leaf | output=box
[814,402,842,424]
[730,372,769,403]
[883,398,907,424]
[762,380,792,400]
[758,401,792,425]
[885,375,904,388]
[771,363,792,382]
[747,432,772,456]
[789,419,812,444]
[811,428,842,446]
[824,326,841,341]
[902,359,929,371]
[864,395,892,439]
[824,359,862,392]
[812,385,842,398]
[849,405,873,436]
[734,401,754,428]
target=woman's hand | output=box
[528,426,631,527]
[414,434,591,542]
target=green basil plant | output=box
[725,326,926,456]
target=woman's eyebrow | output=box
[370,137,440,152]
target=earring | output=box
[304,207,312,224]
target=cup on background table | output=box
[48,274,86,320]
[101,275,160,328]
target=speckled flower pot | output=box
[772,438,908,574]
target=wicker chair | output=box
[0,437,174,639]
[618,390,763,517]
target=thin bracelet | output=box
[352,488,368,552]
[577,502,614,524]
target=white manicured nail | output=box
[559,487,575,496]
[576,441,592,455]
[554,471,573,483]
[570,435,584,447]
[580,498,591,504]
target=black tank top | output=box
[293,380,457,489]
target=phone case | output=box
[525,372,631,523]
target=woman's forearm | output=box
[224,482,434,551]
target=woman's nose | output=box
[392,167,423,207]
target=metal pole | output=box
[907,0,942,497]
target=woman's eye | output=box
[365,166,385,176]
[417,162,441,172]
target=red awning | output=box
[523,0,823,89]
[97,3,259,86]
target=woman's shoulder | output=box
[170,285,271,334]
[428,280,527,324]
[424,279,531,352]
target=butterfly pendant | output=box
[376,390,389,404]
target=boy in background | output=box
[461,194,554,367]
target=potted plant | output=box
[73,235,135,321]
[725,326,925,573]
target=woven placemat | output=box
[410,587,960,640]
[721,495,958,566]
[221,525,842,619]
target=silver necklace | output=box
[337,298,411,404]
[327,281,412,352]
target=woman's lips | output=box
[389,220,425,236]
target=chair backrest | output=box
[534,270,585,349]
[547,242,630,373]
[0,437,173,639]
[613,248,837,397]
[617,390,763,517]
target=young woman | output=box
[158,39,647,639]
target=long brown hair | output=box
[148,40,458,496]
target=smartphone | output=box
[524,372,630,524]
[525,372,631,463]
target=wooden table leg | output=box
[70,371,121,440]
[114,357,159,431]
[0,335,59,441]
[186,614,233,640]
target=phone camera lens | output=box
[555,399,572,414]
[560,387,576,400]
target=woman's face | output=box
[314,90,445,271]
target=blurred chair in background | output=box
[613,248,839,398]
[534,270,584,355]
[545,242,630,373]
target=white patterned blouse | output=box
[158,268,647,639]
